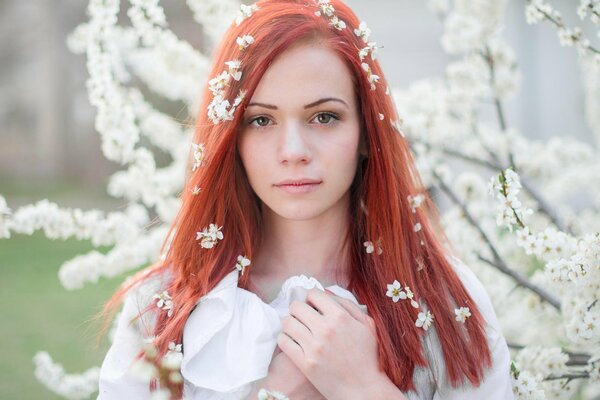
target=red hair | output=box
[97,0,492,395]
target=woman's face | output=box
[237,42,362,221]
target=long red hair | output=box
[97,0,492,395]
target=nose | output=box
[278,122,312,165]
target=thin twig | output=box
[545,373,590,382]
[411,137,572,234]
[481,46,516,170]
[433,170,562,310]
[530,2,600,55]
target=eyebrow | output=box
[246,97,349,110]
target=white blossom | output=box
[363,238,382,255]
[191,142,205,171]
[416,310,434,330]
[236,34,255,50]
[407,193,425,213]
[196,223,224,249]
[354,21,371,42]
[454,307,472,322]
[33,351,100,400]
[235,255,251,273]
[153,290,173,317]
[329,16,346,31]
[235,4,260,26]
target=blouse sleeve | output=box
[425,257,515,400]
[97,276,163,399]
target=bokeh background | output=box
[0,0,595,398]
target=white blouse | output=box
[97,256,515,399]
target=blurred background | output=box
[0,0,595,398]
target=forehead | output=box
[250,43,356,106]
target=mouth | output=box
[274,179,322,194]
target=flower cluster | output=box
[207,60,248,124]
[363,238,383,255]
[196,223,224,249]
[191,142,205,172]
[510,362,547,400]
[235,3,259,26]
[454,306,472,323]
[313,2,381,91]
[153,290,173,317]
[236,34,255,50]
[235,255,251,274]
[129,341,184,399]
[361,62,381,91]
[33,351,100,400]
[407,193,425,213]
[488,168,534,231]
[386,280,420,308]
[416,310,435,330]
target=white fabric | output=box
[97,256,514,399]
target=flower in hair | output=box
[329,15,346,30]
[191,185,201,195]
[386,280,419,308]
[416,310,434,331]
[236,34,255,50]
[191,142,205,171]
[408,193,425,213]
[413,222,422,232]
[225,60,242,80]
[361,62,380,90]
[207,61,246,124]
[314,0,335,17]
[196,223,224,249]
[354,21,371,43]
[363,238,382,255]
[386,280,403,302]
[153,290,173,317]
[358,42,379,61]
[236,4,259,26]
[235,255,251,274]
[455,307,472,323]
[404,286,420,308]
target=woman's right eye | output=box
[248,116,272,128]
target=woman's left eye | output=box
[312,112,339,125]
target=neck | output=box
[252,197,351,287]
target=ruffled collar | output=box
[181,268,368,396]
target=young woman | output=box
[97,0,515,399]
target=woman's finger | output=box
[324,289,371,325]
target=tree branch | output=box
[411,137,573,235]
[432,170,562,310]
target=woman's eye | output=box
[313,112,339,125]
[249,116,272,127]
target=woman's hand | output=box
[277,288,382,400]
[248,347,327,400]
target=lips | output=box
[274,178,322,194]
[274,178,322,186]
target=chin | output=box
[265,202,329,221]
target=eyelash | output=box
[246,112,340,129]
